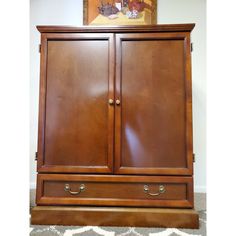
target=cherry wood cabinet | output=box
[32,24,199,228]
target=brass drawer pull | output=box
[64,183,85,195]
[143,185,165,196]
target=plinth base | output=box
[31,206,199,229]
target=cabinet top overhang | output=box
[37,24,195,33]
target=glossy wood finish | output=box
[115,32,193,175]
[31,206,199,228]
[37,24,195,33]
[36,174,193,208]
[37,33,115,173]
[34,25,197,228]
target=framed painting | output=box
[83,0,157,25]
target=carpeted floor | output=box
[30,191,206,236]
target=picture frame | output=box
[83,0,157,25]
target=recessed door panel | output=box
[37,34,114,173]
[115,33,193,175]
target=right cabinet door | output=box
[115,32,193,175]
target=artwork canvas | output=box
[83,0,157,25]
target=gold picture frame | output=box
[83,0,157,25]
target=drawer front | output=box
[36,174,193,208]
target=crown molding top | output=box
[37,24,195,33]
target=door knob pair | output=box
[108,99,120,105]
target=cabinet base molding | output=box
[31,206,199,229]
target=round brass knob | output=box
[116,99,121,105]
[108,99,114,105]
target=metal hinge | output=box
[193,153,196,162]
[191,43,193,52]
[35,151,38,161]
[39,44,41,53]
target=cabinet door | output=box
[37,33,114,173]
[115,33,193,175]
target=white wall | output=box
[30,0,206,192]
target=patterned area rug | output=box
[30,210,206,236]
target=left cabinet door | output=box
[37,33,115,173]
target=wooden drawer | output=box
[36,174,193,208]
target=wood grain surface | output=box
[31,206,199,228]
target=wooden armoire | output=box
[31,24,199,228]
